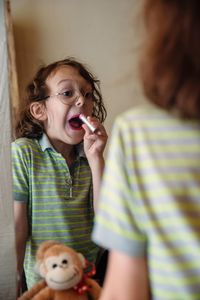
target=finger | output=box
[95,125,107,137]
[82,124,96,136]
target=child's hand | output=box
[82,116,108,162]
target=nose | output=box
[75,94,85,107]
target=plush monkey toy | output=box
[18,240,101,300]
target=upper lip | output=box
[68,113,81,121]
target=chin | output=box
[69,135,83,145]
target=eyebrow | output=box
[57,79,73,86]
[57,78,92,90]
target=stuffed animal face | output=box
[41,252,82,290]
[37,242,86,291]
[18,241,101,300]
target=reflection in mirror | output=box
[8,0,146,296]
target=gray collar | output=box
[38,133,85,158]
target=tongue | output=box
[69,118,83,129]
[70,121,80,128]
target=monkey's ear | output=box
[34,260,45,277]
[34,258,47,278]
[30,102,47,121]
[38,262,46,278]
[78,253,86,268]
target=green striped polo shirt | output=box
[93,103,200,299]
[12,134,98,288]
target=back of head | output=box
[141,0,200,119]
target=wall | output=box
[10,0,146,135]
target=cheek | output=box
[46,104,69,121]
[85,102,94,114]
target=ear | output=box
[30,102,47,121]
[39,262,47,278]
[34,260,41,275]
[78,253,86,268]
[34,259,46,278]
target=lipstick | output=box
[79,114,97,133]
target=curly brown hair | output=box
[15,58,107,138]
[140,0,200,119]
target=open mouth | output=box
[68,114,83,130]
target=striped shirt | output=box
[93,103,200,299]
[12,134,98,288]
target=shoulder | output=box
[12,137,37,147]
[113,103,177,134]
[12,137,39,150]
[11,137,41,158]
[116,103,166,124]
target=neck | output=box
[48,138,76,165]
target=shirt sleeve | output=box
[12,141,29,202]
[92,116,147,257]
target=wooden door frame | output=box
[0,1,17,298]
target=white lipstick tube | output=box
[79,114,97,133]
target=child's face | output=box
[42,65,94,147]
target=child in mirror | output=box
[12,57,107,292]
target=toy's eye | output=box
[52,263,58,269]
[62,259,68,265]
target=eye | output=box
[84,91,94,100]
[62,90,74,98]
[52,263,58,269]
[62,259,68,265]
